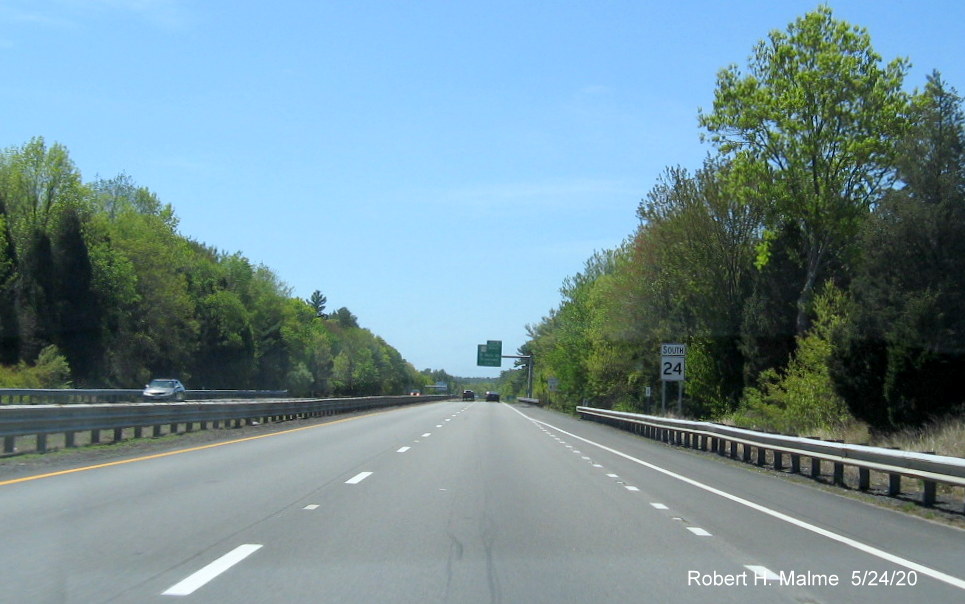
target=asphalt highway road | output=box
[1,400,962,603]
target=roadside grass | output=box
[872,415,965,459]
[722,411,965,459]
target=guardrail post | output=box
[742,443,751,462]
[134,426,143,438]
[888,473,901,496]
[113,428,123,441]
[36,433,47,453]
[756,447,766,466]
[922,481,936,507]
[152,424,162,437]
[774,451,783,471]
[65,431,75,448]
[729,441,737,458]
[833,462,845,486]
[858,468,870,491]
[811,457,821,478]
[90,429,100,444]
[3,435,13,453]
[790,454,800,474]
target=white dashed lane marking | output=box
[303,504,319,510]
[345,472,373,485]
[687,527,712,537]
[162,544,262,596]
[745,565,780,582]
[397,446,411,453]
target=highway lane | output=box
[1,400,962,603]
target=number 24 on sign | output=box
[661,356,685,381]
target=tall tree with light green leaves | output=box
[698,5,909,333]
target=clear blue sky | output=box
[2,1,963,377]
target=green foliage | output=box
[307,290,327,318]
[0,138,422,396]
[731,284,852,434]
[699,4,910,333]
[830,72,965,429]
[520,7,960,435]
[0,345,71,388]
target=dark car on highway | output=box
[485,392,500,402]
[462,390,475,401]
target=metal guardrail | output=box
[577,406,965,511]
[0,395,447,455]
[0,388,289,405]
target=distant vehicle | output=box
[409,390,421,396]
[485,392,500,402]
[462,390,475,401]
[142,379,186,401]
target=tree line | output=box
[0,139,427,396]
[516,6,965,433]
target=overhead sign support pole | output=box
[502,354,533,399]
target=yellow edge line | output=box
[0,410,383,487]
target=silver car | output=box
[142,379,186,401]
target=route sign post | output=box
[476,340,502,367]
[660,343,686,414]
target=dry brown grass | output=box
[753,413,964,459]
[872,416,965,458]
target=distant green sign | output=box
[477,340,502,367]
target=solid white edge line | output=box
[505,404,965,591]
[345,471,373,484]
[162,544,262,596]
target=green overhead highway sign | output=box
[477,340,502,367]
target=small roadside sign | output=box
[660,343,686,382]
